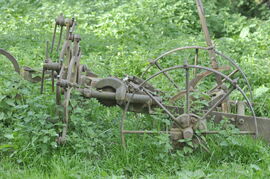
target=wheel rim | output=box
[121,63,258,148]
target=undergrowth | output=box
[1,0,270,178]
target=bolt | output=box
[74,34,81,42]
[183,127,194,139]
[191,118,197,124]
[176,114,190,128]
[170,128,183,141]
[238,118,244,125]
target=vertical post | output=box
[121,111,126,147]
[51,70,55,92]
[185,63,190,114]
[57,26,63,52]
[195,0,231,113]
[237,101,245,116]
[45,41,49,60]
[51,23,57,54]
[194,49,199,76]
[195,0,222,85]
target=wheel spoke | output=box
[170,66,230,103]
[208,69,238,94]
[201,87,235,121]
[142,88,177,122]
[193,49,199,76]
[185,62,190,114]
[154,61,180,90]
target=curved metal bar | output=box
[141,46,212,77]
[138,65,258,136]
[236,86,258,136]
[67,56,76,82]
[142,46,253,101]
[154,62,180,89]
[57,87,72,144]
[59,41,69,62]
[140,65,230,88]
[214,49,253,100]
[56,40,72,105]
[152,46,213,64]
[0,48,20,74]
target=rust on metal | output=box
[1,1,269,150]
[0,48,20,74]
[195,0,222,86]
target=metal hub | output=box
[170,113,207,148]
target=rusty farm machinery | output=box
[1,0,270,149]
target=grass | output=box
[1,0,270,178]
[1,137,270,178]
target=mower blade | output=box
[209,111,270,143]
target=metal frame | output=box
[1,0,270,149]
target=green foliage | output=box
[1,0,270,178]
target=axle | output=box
[79,88,162,105]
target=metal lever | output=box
[51,14,66,55]
[40,66,46,94]
[41,41,49,94]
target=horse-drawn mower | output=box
[1,0,270,149]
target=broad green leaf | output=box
[4,133,14,139]
[254,86,269,98]
[240,27,249,38]
[0,112,4,120]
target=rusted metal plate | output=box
[209,111,270,143]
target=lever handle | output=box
[40,67,45,94]
[41,41,49,94]
[50,23,57,54]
